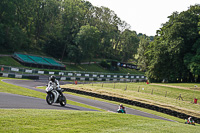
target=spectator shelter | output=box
[12,53,65,70]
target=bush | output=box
[100,61,111,69]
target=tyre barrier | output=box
[63,87,200,124]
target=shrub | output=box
[100,61,111,69]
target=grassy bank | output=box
[0,56,24,67]
[1,109,199,133]
[0,78,45,99]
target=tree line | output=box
[0,0,143,64]
[1,0,199,83]
[137,5,200,82]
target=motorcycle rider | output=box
[118,104,126,113]
[188,117,194,124]
[48,75,63,96]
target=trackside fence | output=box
[0,65,146,82]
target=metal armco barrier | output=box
[0,73,39,80]
[0,65,146,82]
[63,87,200,124]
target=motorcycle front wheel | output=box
[60,96,66,106]
[46,94,54,105]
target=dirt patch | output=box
[150,83,195,90]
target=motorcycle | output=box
[185,119,195,125]
[117,108,126,113]
[45,82,66,106]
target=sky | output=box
[86,0,199,36]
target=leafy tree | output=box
[61,0,93,59]
[67,45,82,64]
[91,6,130,59]
[75,24,100,63]
[137,35,150,71]
[0,0,147,67]
[146,5,200,82]
[120,29,139,62]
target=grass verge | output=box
[1,109,200,133]
[0,78,46,99]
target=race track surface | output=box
[1,79,174,122]
[0,92,95,111]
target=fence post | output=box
[165,91,167,97]
[138,86,140,92]
[102,83,104,88]
[176,94,183,101]
[151,89,153,95]
[114,82,115,89]
[125,85,127,91]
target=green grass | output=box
[1,109,200,133]
[0,78,46,99]
[64,64,110,72]
[62,82,200,117]
[0,56,24,67]
[63,63,143,74]
[157,83,200,88]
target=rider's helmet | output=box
[120,104,123,107]
[50,75,56,82]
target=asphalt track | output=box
[1,79,174,122]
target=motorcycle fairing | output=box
[51,90,60,103]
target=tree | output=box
[0,0,143,65]
[75,24,100,63]
[67,45,82,64]
[61,0,93,60]
[120,29,139,62]
[137,35,150,71]
[146,5,200,82]
[91,6,130,59]
[0,0,30,52]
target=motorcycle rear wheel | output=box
[46,94,54,105]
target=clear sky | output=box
[86,0,199,36]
